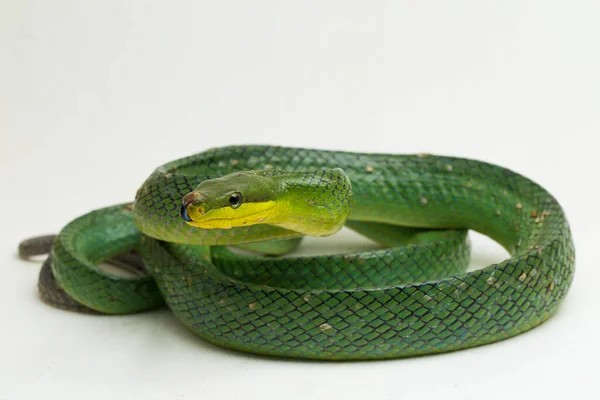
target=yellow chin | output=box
[186,201,278,229]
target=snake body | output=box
[31,146,574,360]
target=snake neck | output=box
[268,168,353,237]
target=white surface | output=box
[1,1,598,399]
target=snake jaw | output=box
[183,201,277,229]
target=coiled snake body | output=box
[22,146,575,360]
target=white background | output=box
[1,1,599,399]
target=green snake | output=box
[20,145,575,360]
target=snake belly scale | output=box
[28,146,574,360]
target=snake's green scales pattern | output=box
[35,146,574,360]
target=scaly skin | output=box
[43,145,574,360]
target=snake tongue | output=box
[180,201,193,222]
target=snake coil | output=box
[23,146,574,360]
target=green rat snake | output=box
[19,145,575,360]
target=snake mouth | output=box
[180,191,209,223]
[193,210,267,224]
[180,200,207,223]
[182,201,277,229]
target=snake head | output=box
[180,168,351,236]
[180,171,279,229]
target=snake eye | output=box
[229,192,242,209]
